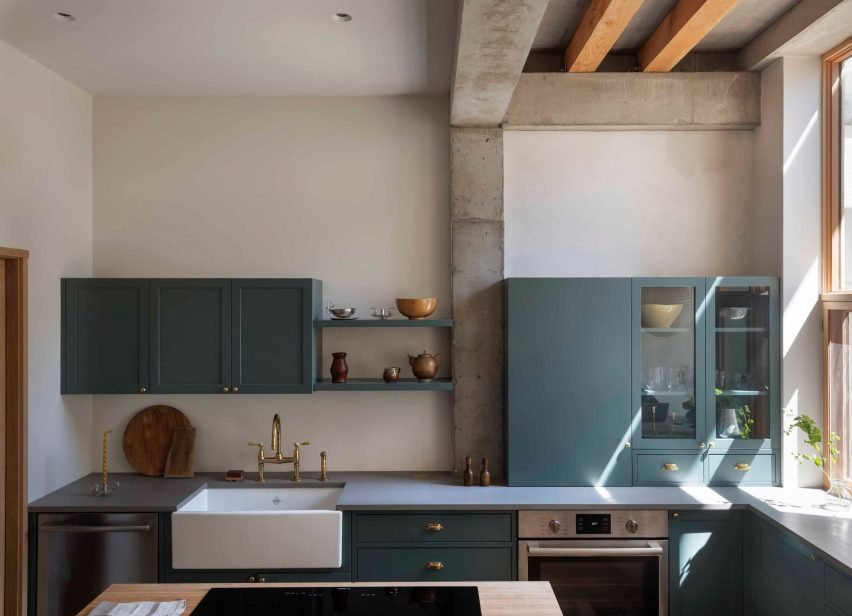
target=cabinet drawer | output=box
[357,547,512,582]
[636,454,704,485]
[708,453,775,485]
[357,513,512,543]
[826,565,852,615]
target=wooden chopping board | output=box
[123,405,192,476]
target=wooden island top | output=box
[78,582,562,615]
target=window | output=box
[822,39,852,488]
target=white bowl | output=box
[641,303,684,328]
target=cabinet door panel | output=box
[670,511,742,616]
[705,277,779,452]
[150,280,231,393]
[357,547,512,582]
[506,278,632,486]
[231,279,314,393]
[62,279,149,394]
[754,518,822,616]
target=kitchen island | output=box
[78,582,562,615]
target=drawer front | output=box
[826,565,852,616]
[357,513,513,543]
[636,454,704,485]
[357,547,512,582]
[708,453,776,485]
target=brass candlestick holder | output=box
[91,430,120,496]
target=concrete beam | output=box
[450,128,505,477]
[504,72,761,129]
[737,0,852,71]
[451,0,549,127]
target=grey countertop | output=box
[28,471,852,577]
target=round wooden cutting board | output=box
[122,405,192,476]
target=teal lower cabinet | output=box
[825,564,852,616]
[669,510,743,616]
[353,511,516,582]
[745,514,823,616]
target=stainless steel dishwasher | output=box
[36,512,158,616]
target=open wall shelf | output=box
[314,378,453,391]
[315,319,453,328]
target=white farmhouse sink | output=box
[171,487,342,570]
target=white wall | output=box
[780,57,824,488]
[504,130,760,277]
[92,96,452,473]
[0,39,93,499]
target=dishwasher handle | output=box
[39,523,152,534]
[527,545,663,557]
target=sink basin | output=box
[171,487,342,570]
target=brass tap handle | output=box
[291,441,310,482]
[296,441,311,447]
[320,451,328,481]
[248,442,264,452]
[248,442,265,482]
[425,561,444,570]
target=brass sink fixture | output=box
[248,413,310,482]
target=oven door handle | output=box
[527,545,663,557]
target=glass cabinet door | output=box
[633,279,706,449]
[706,278,778,450]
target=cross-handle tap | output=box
[248,442,266,482]
[292,441,310,482]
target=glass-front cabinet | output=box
[705,277,779,451]
[632,278,706,450]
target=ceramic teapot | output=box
[408,351,441,382]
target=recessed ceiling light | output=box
[332,13,352,23]
[53,12,76,22]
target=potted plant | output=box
[784,411,849,510]
[715,390,753,439]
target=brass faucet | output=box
[248,413,310,482]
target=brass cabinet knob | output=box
[425,522,444,532]
[232,387,240,393]
[248,576,255,583]
[699,442,706,449]
[662,463,679,471]
[708,442,716,449]
[222,386,230,393]
[139,387,147,393]
[425,561,444,570]
[672,512,680,519]
[624,442,632,449]
[734,463,751,471]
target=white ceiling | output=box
[0,0,458,95]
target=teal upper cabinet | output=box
[62,278,320,394]
[669,510,743,616]
[62,279,149,394]
[505,278,632,487]
[231,279,320,394]
[632,278,707,451]
[150,280,231,394]
[705,277,779,453]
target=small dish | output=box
[370,307,394,319]
[326,303,356,319]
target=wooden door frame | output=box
[0,247,28,616]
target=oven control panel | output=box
[519,510,668,539]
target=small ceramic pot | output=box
[383,367,401,383]
[330,352,349,383]
[408,351,440,382]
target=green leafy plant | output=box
[715,389,752,439]
[783,411,840,480]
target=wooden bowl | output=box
[396,297,438,320]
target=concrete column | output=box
[450,127,504,477]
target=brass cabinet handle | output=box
[662,463,679,471]
[425,523,444,532]
[222,386,230,393]
[734,463,751,471]
[138,387,147,393]
[232,386,240,393]
[425,561,444,570]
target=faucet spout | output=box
[271,413,282,458]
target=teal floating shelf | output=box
[715,327,768,333]
[314,378,453,391]
[641,327,691,334]
[315,319,453,328]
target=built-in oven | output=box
[519,510,668,616]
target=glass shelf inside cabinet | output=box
[713,286,771,441]
[640,286,697,440]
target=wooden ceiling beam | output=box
[639,0,739,72]
[564,0,647,73]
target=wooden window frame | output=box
[0,247,27,616]
[823,300,852,490]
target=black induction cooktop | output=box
[189,586,482,616]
